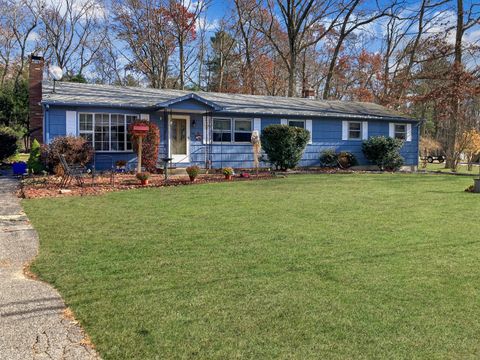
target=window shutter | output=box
[66,111,77,136]
[362,121,368,140]
[342,121,348,140]
[406,123,412,142]
[203,116,209,144]
[140,114,150,121]
[389,123,395,138]
[253,118,261,132]
[306,119,313,144]
[281,119,288,125]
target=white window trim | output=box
[347,121,363,141]
[288,119,305,128]
[394,123,407,140]
[212,118,233,143]
[390,122,411,141]
[212,117,253,144]
[234,118,253,143]
[168,114,190,162]
[78,112,139,153]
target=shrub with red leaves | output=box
[41,136,94,173]
[129,120,160,172]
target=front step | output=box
[166,168,188,175]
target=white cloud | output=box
[196,16,219,32]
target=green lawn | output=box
[423,162,480,175]
[23,174,480,359]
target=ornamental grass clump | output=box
[251,130,261,174]
[27,139,44,174]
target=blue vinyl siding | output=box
[45,105,419,170]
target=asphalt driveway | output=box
[0,174,99,360]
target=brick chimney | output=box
[29,54,44,144]
[302,87,315,99]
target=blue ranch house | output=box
[29,58,420,171]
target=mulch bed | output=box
[17,167,418,199]
[18,172,276,199]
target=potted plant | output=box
[186,165,200,182]
[223,167,234,180]
[136,171,150,185]
[116,160,127,172]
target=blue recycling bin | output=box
[12,161,27,175]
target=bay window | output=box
[79,113,138,152]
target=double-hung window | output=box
[348,122,362,140]
[234,119,252,142]
[393,124,407,140]
[79,113,93,145]
[212,118,253,143]
[79,113,137,152]
[213,118,232,142]
[288,120,305,129]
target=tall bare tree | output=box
[0,0,38,86]
[113,0,175,88]
[167,0,208,89]
[254,0,346,97]
[322,0,396,99]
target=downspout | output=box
[43,104,49,143]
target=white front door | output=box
[169,115,190,163]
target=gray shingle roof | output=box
[42,81,414,121]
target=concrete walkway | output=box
[0,174,99,360]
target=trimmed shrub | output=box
[261,125,310,170]
[320,149,338,167]
[27,139,44,173]
[186,165,200,180]
[320,149,357,169]
[41,136,94,173]
[129,120,160,172]
[337,151,358,169]
[362,136,404,171]
[0,126,18,161]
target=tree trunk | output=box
[179,37,185,90]
[445,0,464,170]
[323,36,344,99]
[287,50,296,97]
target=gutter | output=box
[41,100,417,122]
